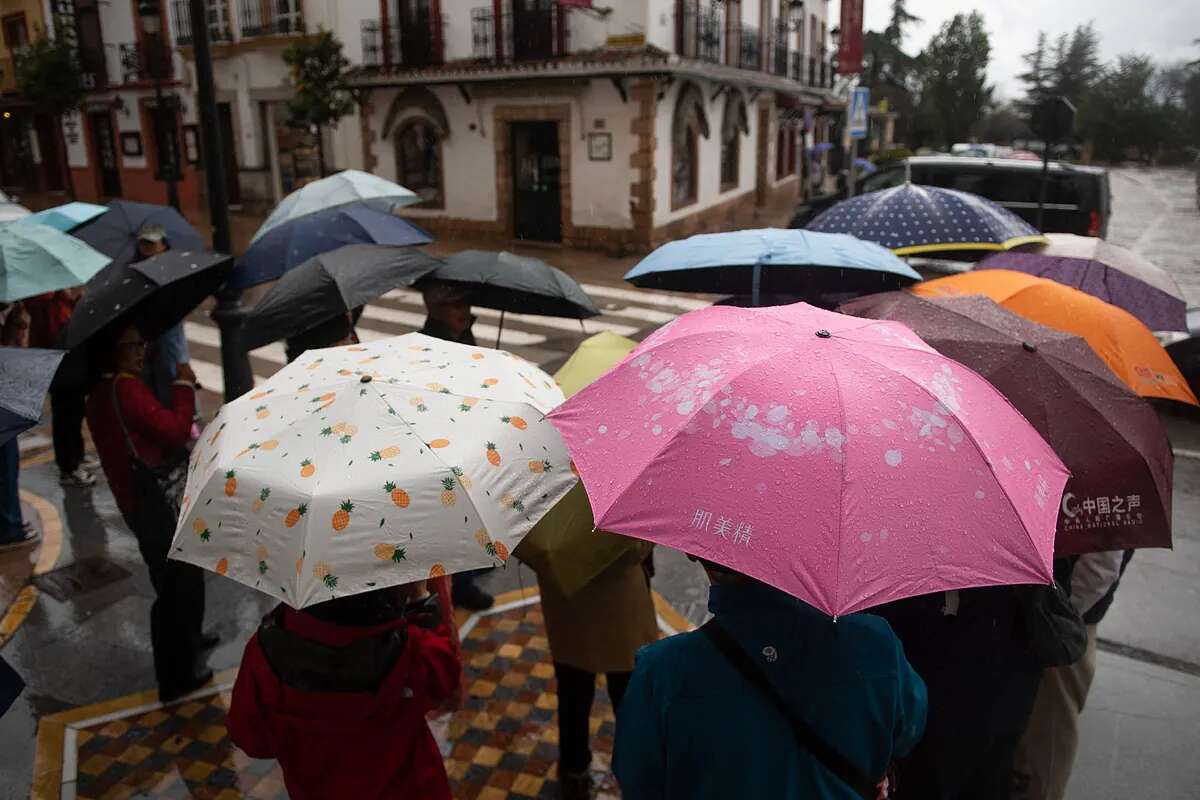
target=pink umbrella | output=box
[548,304,1069,617]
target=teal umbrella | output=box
[15,202,108,233]
[252,169,420,244]
[0,222,111,302]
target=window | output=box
[720,95,743,190]
[671,83,709,209]
[395,119,443,209]
[2,13,28,49]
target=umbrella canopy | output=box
[853,157,878,174]
[231,205,433,290]
[170,333,576,609]
[624,228,922,303]
[15,202,108,233]
[514,332,642,597]
[429,250,599,319]
[73,199,206,268]
[251,170,420,244]
[241,245,443,352]
[0,222,111,302]
[976,240,1186,332]
[913,270,1197,405]
[839,292,1173,556]
[64,248,233,349]
[806,183,1048,257]
[548,303,1069,617]
[0,347,66,446]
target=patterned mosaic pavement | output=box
[34,590,687,799]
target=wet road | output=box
[1,166,1199,799]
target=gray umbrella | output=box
[0,347,65,446]
[241,244,443,351]
[429,250,599,319]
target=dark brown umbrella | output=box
[839,292,1173,556]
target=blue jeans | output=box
[0,438,23,541]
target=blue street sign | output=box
[849,87,869,140]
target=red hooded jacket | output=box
[227,604,461,800]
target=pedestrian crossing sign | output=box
[849,87,869,139]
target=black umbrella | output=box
[426,250,599,346]
[64,249,233,349]
[0,347,65,446]
[1166,337,1200,401]
[240,244,443,351]
[73,199,206,268]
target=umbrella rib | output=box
[827,350,848,619]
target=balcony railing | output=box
[808,55,817,85]
[119,37,173,83]
[789,50,804,82]
[736,25,760,71]
[677,4,722,64]
[173,0,233,46]
[361,19,443,69]
[239,0,304,38]
[471,5,568,62]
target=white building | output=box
[346,0,840,252]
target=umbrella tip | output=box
[1022,341,1038,353]
[360,375,373,383]
[816,330,832,339]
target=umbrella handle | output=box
[496,310,504,349]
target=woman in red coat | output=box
[86,324,212,701]
[228,581,462,800]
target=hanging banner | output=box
[837,0,865,75]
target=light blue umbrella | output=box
[624,228,922,306]
[0,222,111,302]
[252,170,420,244]
[15,202,108,233]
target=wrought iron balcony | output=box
[361,18,443,69]
[736,25,761,71]
[172,0,234,46]
[677,4,722,64]
[239,0,304,38]
[790,50,805,82]
[471,4,568,62]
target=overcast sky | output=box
[861,1,1199,101]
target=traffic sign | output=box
[848,87,869,140]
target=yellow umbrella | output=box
[514,332,644,597]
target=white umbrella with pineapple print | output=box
[169,333,577,608]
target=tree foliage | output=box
[915,12,992,147]
[13,26,87,115]
[282,31,357,175]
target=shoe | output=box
[559,770,596,800]
[0,527,40,551]
[59,467,96,488]
[452,582,494,611]
[159,669,214,704]
[80,454,100,470]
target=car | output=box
[791,155,1111,238]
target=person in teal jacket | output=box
[613,563,927,799]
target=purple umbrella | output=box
[840,291,1173,556]
[975,239,1186,332]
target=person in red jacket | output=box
[228,580,461,800]
[86,324,213,701]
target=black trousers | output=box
[128,511,206,697]
[554,662,632,775]
[50,388,86,475]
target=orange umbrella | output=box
[913,269,1197,405]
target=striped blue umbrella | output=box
[806,183,1047,257]
[624,228,921,306]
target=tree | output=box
[1079,55,1160,161]
[282,31,357,177]
[883,0,921,46]
[14,25,87,198]
[863,1,922,146]
[1050,24,1102,105]
[1018,32,1053,110]
[917,12,992,147]
[973,104,1030,144]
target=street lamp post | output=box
[137,0,180,211]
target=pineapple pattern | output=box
[169,332,574,610]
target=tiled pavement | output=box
[37,591,686,799]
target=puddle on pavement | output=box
[32,558,132,603]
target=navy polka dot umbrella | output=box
[806,183,1047,258]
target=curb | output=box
[0,490,64,648]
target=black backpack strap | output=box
[701,619,877,800]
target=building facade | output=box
[344,0,841,252]
[0,0,60,195]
